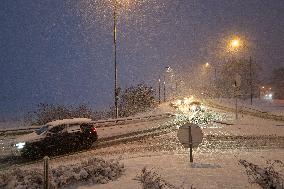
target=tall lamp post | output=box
[229,38,241,120]
[113,0,118,118]
[203,62,217,94]
[229,37,253,105]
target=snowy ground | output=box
[20,131,282,189]
[1,100,284,188]
[75,149,284,189]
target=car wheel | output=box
[82,139,93,149]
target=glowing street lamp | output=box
[229,38,241,52]
[231,39,240,48]
[205,62,210,68]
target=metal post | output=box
[113,0,119,118]
[158,79,161,104]
[249,56,253,105]
[175,81,178,99]
[163,75,166,102]
[43,156,49,189]
[189,125,193,162]
[235,91,238,120]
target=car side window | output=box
[49,125,66,134]
[67,124,81,133]
[80,124,92,132]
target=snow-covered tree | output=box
[119,84,157,117]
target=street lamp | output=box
[228,37,254,105]
[113,0,119,118]
[202,62,217,95]
[163,66,173,102]
[229,38,241,52]
[113,0,131,118]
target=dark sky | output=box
[0,0,283,119]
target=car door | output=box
[44,124,67,154]
[67,124,82,150]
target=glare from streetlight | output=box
[231,39,240,48]
[228,37,242,52]
[205,62,210,68]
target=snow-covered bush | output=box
[119,84,157,117]
[0,168,43,189]
[166,110,229,129]
[135,167,189,189]
[239,159,284,189]
[0,157,125,189]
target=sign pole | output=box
[189,125,193,162]
[43,156,49,189]
[235,91,238,120]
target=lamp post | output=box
[163,66,174,101]
[229,38,241,120]
[229,37,254,105]
[163,79,166,102]
[113,0,119,118]
[158,78,161,104]
[203,62,217,96]
[249,56,253,105]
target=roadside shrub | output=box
[135,167,191,189]
[0,157,125,189]
[239,159,284,189]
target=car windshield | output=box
[35,125,49,135]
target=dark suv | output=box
[12,118,98,159]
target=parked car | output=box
[12,118,98,159]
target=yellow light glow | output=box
[231,39,240,48]
[228,37,243,52]
[115,0,132,9]
[205,62,210,67]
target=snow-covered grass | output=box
[0,157,124,189]
[239,159,284,189]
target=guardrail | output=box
[0,113,174,135]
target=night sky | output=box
[1,0,283,119]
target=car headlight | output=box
[15,142,26,149]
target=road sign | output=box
[177,123,203,148]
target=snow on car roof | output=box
[46,118,92,127]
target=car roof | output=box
[46,118,92,127]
